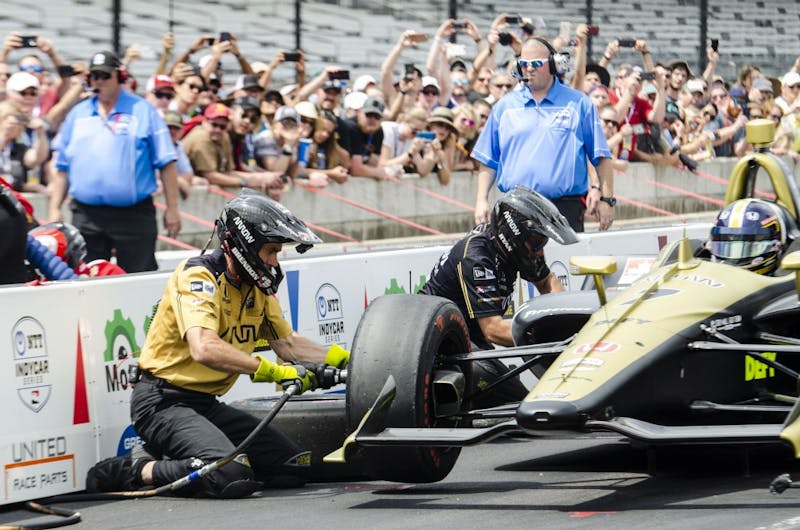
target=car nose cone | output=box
[516,400,583,432]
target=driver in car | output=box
[85,190,350,499]
[706,198,788,275]
[418,185,578,406]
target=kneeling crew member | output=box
[87,189,349,498]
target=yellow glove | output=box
[252,355,317,393]
[325,343,350,369]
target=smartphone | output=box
[219,31,231,42]
[57,64,75,77]
[205,37,215,46]
[403,63,416,81]
[587,25,600,36]
[640,71,656,81]
[416,131,436,141]
[20,35,37,48]
[710,38,719,52]
[329,70,350,80]
[498,32,512,46]
[283,51,301,62]
[618,38,636,48]
[452,21,468,30]
[504,15,521,24]
[407,33,429,43]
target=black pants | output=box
[550,195,585,233]
[131,374,305,497]
[70,198,158,273]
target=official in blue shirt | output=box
[49,51,181,272]
[472,37,615,232]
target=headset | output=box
[515,37,557,81]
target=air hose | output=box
[3,367,346,529]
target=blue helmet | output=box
[709,198,785,275]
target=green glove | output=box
[252,356,318,393]
[325,343,350,369]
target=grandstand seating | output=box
[2,0,798,86]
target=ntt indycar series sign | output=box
[316,283,346,347]
[13,317,52,413]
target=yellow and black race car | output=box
[322,120,800,486]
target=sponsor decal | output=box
[103,310,141,393]
[6,436,74,500]
[709,314,742,331]
[532,392,569,399]
[618,257,655,285]
[621,288,681,305]
[384,275,428,295]
[316,283,346,346]
[189,280,216,296]
[549,260,570,290]
[12,317,52,413]
[574,341,621,354]
[673,274,723,288]
[116,425,143,456]
[559,358,604,371]
[233,216,255,243]
[472,267,495,281]
[498,232,513,253]
[502,210,521,236]
[745,352,776,381]
[593,316,651,326]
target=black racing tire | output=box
[346,294,471,483]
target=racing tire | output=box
[346,294,471,483]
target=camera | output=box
[640,71,656,81]
[504,15,521,24]
[205,37,215,46]
[329,70,350,80]
[587,25,599,36]
[403,63,416,81]
[498,32,512,46]
[283,51,301,62]
[452,21,468,30]
[20,35,38,48]
[679,153,698,172]
[219,32,231,42]
[710,38,719,52]
[617,38,636,48]
[416,131,436,141]
[57,64,75,78]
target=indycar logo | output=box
[574,341,621,354]
[12,317,52,413]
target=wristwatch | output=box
[600,196,617,207]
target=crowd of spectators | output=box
[2,14,800,207]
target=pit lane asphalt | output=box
[3,434,800,530]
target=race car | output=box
[314,119,800,484]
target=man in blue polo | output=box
[48,50,181,272]
[471,37,615,233]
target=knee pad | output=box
[205,454,260,498]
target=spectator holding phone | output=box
[169,63,205,121]
[608,64,666,163]
[472,37,614,232]
[296,66,348,116]
[1,32,69,118]
[704,85,748,157]
[336,96,388,180]
[379,107,428,176]
[305,109,348,184]
[254,105,301,177]
[416,107,455,185]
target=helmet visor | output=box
[710,239,777,260]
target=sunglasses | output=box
[208,121,228,130]
[19,88,38,97]
[365,112,382,120]
[242,112,262,123]
[184,83,204,92]
[422,88,439,96]
[602,118,619,127]
[494,83,513,89]
[280,118,298,128]
[90,71,112,81]
[452,78,469,86]
[518,58,548,69]
[154,91,174,99]
[460,117,475,127]
[20,64,44,73]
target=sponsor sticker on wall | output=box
[12,317,52,413]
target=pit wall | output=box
[23,158,775,247]
[0,222,709,504]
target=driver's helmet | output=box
[709,198,785,275]
[29,222,87,270]
[216,189,321,295]
[489,185,578,281]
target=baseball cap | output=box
[353,74,377,93]
[203,103,231,120]
[449,58,468,72]
[275,105,300,124]
[686,79,705,93]
[729,86,747,100]
[294,100,319,121]
[344,91,368,111]
[6,72,39,92]
[89,51,121,73]
[361,96,385,116]
[264,88,284,104]
[753,76,773,93]
[233,74,263,92]
[668,60,692,77]
[585,63,611,88]
[147,74,174,93]
[421,76,440,90]
[163,110,184,128]
[782,71,800,87]
[250,61,270,74]
[231,96,260,111]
